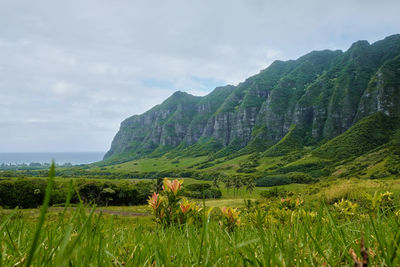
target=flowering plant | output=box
[220,207,240,231]
[148,178,209,226]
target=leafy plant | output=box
[148,178,212,226]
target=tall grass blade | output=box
[25,161,55,267]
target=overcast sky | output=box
[1,0,399,153]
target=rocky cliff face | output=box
[356,54,400,119]
[105,34,400,162]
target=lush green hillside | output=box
[95,35,400,182]
[314,112,399,160]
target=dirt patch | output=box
[94,209,149,217]
[49,207,150,217]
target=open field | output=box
[93,156,208,173]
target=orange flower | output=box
[162,178,183,195]
[220,207,240,230]
[295,198,303,206]
[148,192,161,210]
[220,207,240,220]
[221,206,228,215]
[180,198,191,214]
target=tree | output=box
[101,187,115,206]
[232,176,242,197]
[154,177,163,193]
[244,177,256,193]
[224,176,233,193]
[212,176,220,189]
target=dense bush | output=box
[182,183,222,199]
[184,183,211,191]
[237,153,261,173]
[0,179,47,208]
[255,175,292,187]
[72,179,152,206]
[0,178,152,208]
[196,162,215,169]
[184,188,222,199]
[314,112,398,161]
[260,187,288,198]
[287,172,316,184]
[204,188,223,198]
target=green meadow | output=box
[2,167,400,266]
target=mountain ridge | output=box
[103,34,400,173]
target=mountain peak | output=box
[348,40,370,51]
[171,90,191,97]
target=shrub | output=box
[287,172,316,184]
[185,183,211,191]
[260,187,288,198]
[364,191,395,214]
[183,183,222,199]
[148,178,212,226]
[255,175,291,187]
[220,207,240,232]
[237,154,260,173]
[334,199,358,218]
[0,178,152,208]
[78,181,103,204]
[203,188,222,198]
[0,179,46,208]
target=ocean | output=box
[0,152,105,165]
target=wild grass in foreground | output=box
[1,170,400,266]
[1,203,400,266]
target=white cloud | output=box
[23,118,48,123]
[90,63,110,74]
[45,46,77,66]
[51,81,76,95]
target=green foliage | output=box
[278,156,331,175]
[3,177,400,265]
[183,183,222,199]
[185,183,212,191]
[213,138,246,159]
[237,152,261,173]
[219,207,240,232]
[0,178,152,208]
[183,188,222,199]
[0,179,47,208]
[100,35,400,181]
[171,138,223,158]
[76,180,152,206]
[314,112,399,160]
[259,187,288,198]
[364,191,395,213]
[148,178,212,226]
[255,175,292,187]
[287,172,316,184]
[264,125,305,156]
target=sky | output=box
[1,0,399,153]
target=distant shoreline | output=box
[0,152,104,165]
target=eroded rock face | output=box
[105,35,400,161]
[356,55,400,120]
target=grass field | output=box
[1,175,400,266]
[92,156,208,173]
[2,207,399,266]
[90,153,281,175]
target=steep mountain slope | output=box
[104,34,400,173]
